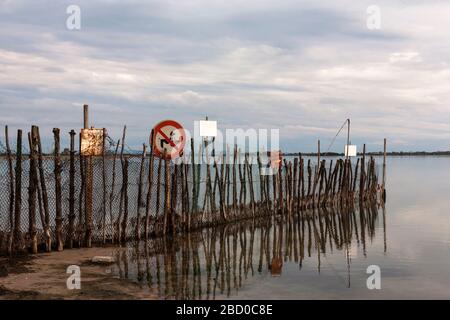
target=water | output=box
[111,156,450,299]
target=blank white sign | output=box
[345,145,357,157]
[199,120,217,137]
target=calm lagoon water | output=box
[113,156,450,299]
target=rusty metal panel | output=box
[80,128,104,156]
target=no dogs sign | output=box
[152,120,186,159]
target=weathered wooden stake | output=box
[13,129,23,252]
[155,155,162,232]
[171,163,178,235]
[27,132,37,254]
[36,126,51,251]
[163,150,171,236]
[145,130,154,239]
[190,138,197,213]
[53,128,63,251]
[78,132,85,247]
[120,158,129,242]
[83,104,93,248]
[359,144,366,202]
[136,143,147,240]
[117,126,126,242]
[5,126,15,255]
[246,154,256,218]
[68,130,76,248]
[109,139,120,243]
[101,129,107,244]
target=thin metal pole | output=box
[382,138,387,190]
[346,118,350,160]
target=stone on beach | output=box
[91,256,116,264]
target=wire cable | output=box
[325,119,349,154]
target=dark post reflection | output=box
[113,201,387,299]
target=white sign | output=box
[345,145,357,157]
[199,120,217,137]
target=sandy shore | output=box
[0,247,158,300]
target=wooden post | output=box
[53,128,63,251]
[68,130,76,248]
[196,144,202,215]
[332,160,339,198]
[136,143,147,240]
[184,162,190,231]
[278,154,284,214]
[352,158,359,193]
[306,159,312,206]
[213,157,221,222]
[257,151,265,214]
[225,145,231,218]
[190,138,196,213]
[299,154,305,208]
[120,158,129,242]
[337,159,344,196]
[211,138,217,215]
[101,129,107,244]
[83,104,89,129]
[83,105,93,248]
[204,138,214,218]
[13,129,23,252]
[171,162,178,235]
[35,126,51,251]
[318,161,324,207]
[293,158,298,212]
[27,132,38,254]
[238,150,243,209]
[117,125,126,242]
[109,139,120,243]
[325,160,333,194]
[359,144,366,202]
[78,132,85,247]
[155,155,162,233]
[247,154,256,218]
[317,140,321,171]
[5,126,15,255]
[219,151,227,221]
[180,159,186,228]
[163,150,171,236]
[145,130,155,239]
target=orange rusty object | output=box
[80,128,105,156]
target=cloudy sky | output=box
[1,0,450,152]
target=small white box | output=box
[199,120,217,137]
[345,145,357,157]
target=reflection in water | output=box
[113,202,386,299]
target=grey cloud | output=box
[1,0,450,152]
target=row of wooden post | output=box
[1,125,385,255]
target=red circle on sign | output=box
[152,120,186,160]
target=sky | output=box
[1,0,450,152]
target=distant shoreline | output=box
[1,151,450,158]
[284,151,450,157]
